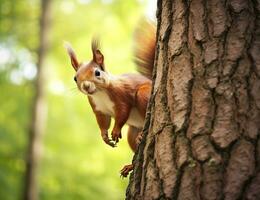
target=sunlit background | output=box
[0,0,156,199]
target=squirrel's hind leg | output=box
[120,126,143,178]
[120,164,134,178]
[127,126,142,152]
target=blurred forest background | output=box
[0,0,155,199]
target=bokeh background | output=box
[0,0,156,199]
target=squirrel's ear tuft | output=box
[91,38,105,71]
[64,41,79,71]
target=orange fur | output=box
[64,53,152,148]
[136,83,152,117]
[65,24,156,176]
[127,126,141,152]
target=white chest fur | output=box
[90,91,144,129]
[90,91,115,116]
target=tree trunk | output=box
[126,0,260,199]
[23,0,51,200]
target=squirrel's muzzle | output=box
[81,81,96,95]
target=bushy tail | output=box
[133,20,156,80]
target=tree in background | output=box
[23,0,51,200]
[127,0,260,199]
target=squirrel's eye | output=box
[74,76,77,82]
[95,70,101,77]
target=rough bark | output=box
[126,0,260,199]
[23,0,51,200]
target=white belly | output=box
[90,91,115,116]
[126,108,144,128]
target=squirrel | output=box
[65,21,156,177]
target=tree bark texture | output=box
[23,0,51,200]
[126,0,260,199]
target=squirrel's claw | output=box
[102,134,117,147]
[111,131,122,143]
[106,139,117,147]
[120,164,133,178]
[135,132,143,146]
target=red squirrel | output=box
[65,22,155,177]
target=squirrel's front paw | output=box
[111,130,122,143]
[102,133,117,147]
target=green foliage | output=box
[0,82,32,200]
[0,0,152,199]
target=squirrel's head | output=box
[65,39,110,95]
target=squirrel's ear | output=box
[93,49,104,70]
[64,42,79,71]
[92,39,105,71]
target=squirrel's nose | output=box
[83,82,90,90]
